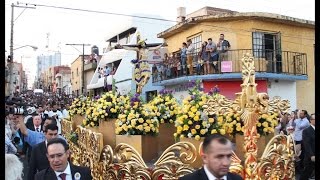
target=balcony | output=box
[84,62,97,71]
[152,49,307,86]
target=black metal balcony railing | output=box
[84,62,98,71]
[152,49,307,82]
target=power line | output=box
[17,2,177,22]
[15,2,315,41]
[14,7,27,22]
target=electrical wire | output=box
[14,7,27,22]
[16,1,315,41]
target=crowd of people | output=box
[274,109,315,180]
[5,92,93,180]
[152,34,231,82]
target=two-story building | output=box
[41,65,71,93]
[70,54,101,96]
[154,7,314,112]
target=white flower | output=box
[118,121,123,126]
[187,133,193,138]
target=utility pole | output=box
[8,3,35,95]
[65,43,91,95]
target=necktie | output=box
[59,173,66,180]
[36,127,39,132]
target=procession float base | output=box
[115,134,158,162]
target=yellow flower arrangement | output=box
[81,92,130,127]
[148,90,180,124]
[93,92,122,120]
[115,93,159,136]
[174,80,223,141]
[69,96,91,117]
[222,112,279,136]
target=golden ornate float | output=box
[62,53,294,180]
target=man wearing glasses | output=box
[27,123,59,180]
[35,138,92,180]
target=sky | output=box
[5,0,315,88]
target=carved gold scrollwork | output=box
[268,96,291,114]
[113,143,151,179]
[256,135,295,180]
[114,143,148,167]
[229,151,244,178]
[203,95,235,115]
[61,119,73,135]
[98,145,117,180]
[152,142,196,180]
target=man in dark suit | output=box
[35,137,92,180]
[38,105,49,123]
[28,123,59,180]
[300,113,315,180]
[25,114,43,162]
[179,134,243,180]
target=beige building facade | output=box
[157,7,315,112]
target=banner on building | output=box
[221,61,233,72]
[147,47,168,64]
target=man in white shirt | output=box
[179,134,243,180]
[49,104,63,135]
[186,39,195,75]
[293,110,310,172]
[61,104,70,119]
[35,138,92,180]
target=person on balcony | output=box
[172,53,179,78]
[104,65,111,91]
[186,39,195,75]
[199,41,209,75]
[217,34,231,61]
[206,38,219,73]
[180,43,187,76]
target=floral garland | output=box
[115,93,159,136]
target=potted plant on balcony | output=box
[115,93,159,162]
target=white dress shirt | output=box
[55,162,72,180]
[62,109,69,119]
[34,125,41,132]
[311,124,315,130]
[203,165,227,180]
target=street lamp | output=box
[7,45,38,95]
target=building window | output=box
[187,34,202,53]
[77,68,79,75]
[252,31,282,72]
[252,31,281,58]
[72,72,74,79]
